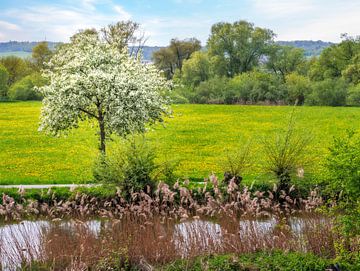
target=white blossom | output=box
[38,32,170,152]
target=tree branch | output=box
[78,108,98,119]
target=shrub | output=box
[222,142,252,185]
[285,72,311,105]
[93,138,177,196]
[93,138,158,194]
[262,110,312,191]
[192,77,229,104]
[324,131,360,256]
[160,252,334,271]
[8,73,46,101]
[347,83,360,106]
[228,71,286,104]
[325,130,360,199]
[306,78,348,106]
[0,63,9,98]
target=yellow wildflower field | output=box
[1,101,360,184]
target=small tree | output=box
[262,110,312,191]
[38,32,169,154]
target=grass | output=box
[1,101,360,184]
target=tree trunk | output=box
[97,105,106,154]
[99,118,106,154]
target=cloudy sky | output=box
[0,0,359,45]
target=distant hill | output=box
[0,41,59,53]
[0,41,161,61]
[0,40,334,61]
[276,40,334,57]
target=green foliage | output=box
[325,130,360,199]
[306,78,348,106]
[159,251,335,271]
[347,83,360,106]
[229,71,286,104]
[207,20,275,77]
[191,77,229,104]
[285,72,311,105]
[153,38,201,79]
[0,55,31,86]
[266,45,306,81]
[222,142,252,183]
[309,35,360,82]
[0,63,9,98]
[31,41,52,71]
[262,110,312,190]
[8,73,45,100]
[181,51,212,88]
[93,138,177,195]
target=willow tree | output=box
[38,32,169,154]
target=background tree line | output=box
[0,42,51,101]
[152,20,360,106]
[2,19,360,107]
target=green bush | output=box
[347,83,360,106]
[192,77,229,104]
[284,72,311,105]
[262,110,312,191]
[324,131,360,253]
[93,138,177,196]
[0,63,9,98]
[325,130,360,198]
[306,78,348,106]
[159,251,335,271]
[228,71,286,104]
[8,73,46,101]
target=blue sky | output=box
[0,0,359,45]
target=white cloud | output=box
[114,5,132,20]
[0,20,20,31]
[0,3,132,42]
[251,0,315,18]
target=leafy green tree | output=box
[169,38,201,73]
[101,20,145,57]
[180,51,212,88]
[32,42,53,70]
[342,54,360,85]
[153,38,201,79]
[8,73,45,101]
[0,56,31,86]
[207,20,274,77]
[152,47,177,80]
[285,73,311,105]
[309,35,360,81]
[38,32,169,154]
[266,45,306,82]
[0,64,9,98]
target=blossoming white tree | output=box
[38,32,169,154]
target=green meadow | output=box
[1,101,360,185]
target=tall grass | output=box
[1,214,353,270]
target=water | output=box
[0,216,327,270]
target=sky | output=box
[0,0,360,46]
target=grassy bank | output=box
[1,101,360,184]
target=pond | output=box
[0,215,333,270]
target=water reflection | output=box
[0,215,331,270]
